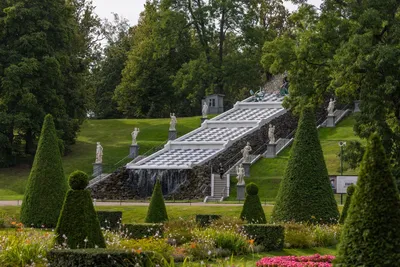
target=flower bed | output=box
[256,254,335,267]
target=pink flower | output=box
[256,254,335,267]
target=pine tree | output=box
[272,106,339,223]
[55,171,106,249]
[240,183,266,224]
[20,115,68,228]
[334,134,400,266]
[145,179,168,223]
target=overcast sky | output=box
[93,0,323,26]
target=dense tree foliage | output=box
[262,0,400,183]
[92,15,131,119]
[272,106,339,223]
[0,0,100,166]
[335,134,400,266]
[115,0,290,117]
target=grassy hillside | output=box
[0,114,361,201]
[228,115,363,202]
[0,117,202,200]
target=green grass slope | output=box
[0,117,202,200]
[229,115,363,202]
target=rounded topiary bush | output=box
[246,183,259,195]
[55,170,105,249]
[69,171,89,190]
[240,183,266,224]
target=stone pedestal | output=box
[242,162,251,177]
[93,163,102,178]
[237,184,245,201]
[265,143,277,158]
[168,130,177,140]
[326,114,336,128]
[129,144,139,159]
[354,100,360,113]
[201,117,208,124]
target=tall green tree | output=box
[20,115,68,228]
[93,15,131,118]
[272,106,339,223]
[262,0,400,183]
[0,0,90,165]
[115,1,193,117]
[335,134,400,266]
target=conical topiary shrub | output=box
[145,179,168,223]
[272,106,339,223]
[20,114,68,228]
[55,171,106,249]
[240,183,266,224]
[338,184,355,224]
[334,134,400,266]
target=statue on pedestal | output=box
[131,127,140,145]
[169,113,177,131]
[95,142,103,164]
[327,98,336,115]
[268,124,276,144]
[202,102,209,118]
[241,142,252,163]
[236,164,245,185]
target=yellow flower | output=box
[247,239,254,245]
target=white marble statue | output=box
[95,142,103,164]
[131,127,140,145]
[236,164,245,185]
[202,102,209,118]
[268,124,276,144]
[169,113,177,131]
[241,142,252,163]
[327,98,336,115]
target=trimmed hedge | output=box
[338,184,355,224]
[122,223,164,239]
[240,183,266,224]
[97,211,122,230]
[145,179,168,223]
[47,249,150,266]
[335,134,400,266]
[272,106,339,223]
[196,214,222,227]
[69,170,89,190]
[243,224,284,251]
[20,114,68,228]
[55,171,105,249]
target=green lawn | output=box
[228,115,362,202]
[0,117,202,200]
[0,114,362,202]
[1,205,275,224]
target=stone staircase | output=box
[89,92,293,200]
[204,174,230,202]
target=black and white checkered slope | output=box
[126,93,285,170]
